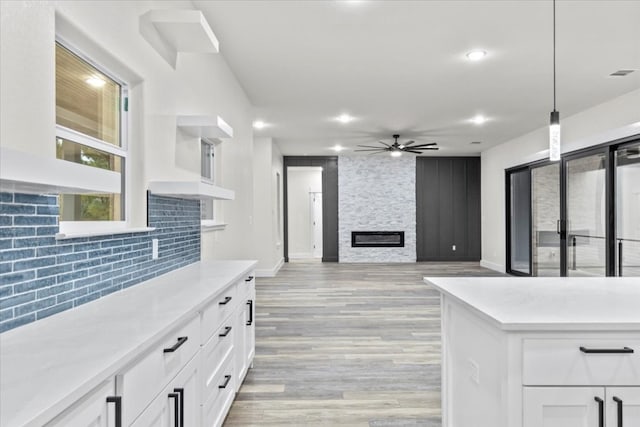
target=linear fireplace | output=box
[351,231,405,248]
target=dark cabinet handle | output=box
[219,326,232,337]
[106,396,122,427]
[613,396,623,427]
[168,392,179,427]
[163,336,188,353]
[173,388,184,427]
[580,346,634,354]
[219,374,232,389]
[595,396,604,427]
[219,296,232,305]
[246,300,253,326]
[245,276,254,282]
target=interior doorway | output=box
[286,167,323,260]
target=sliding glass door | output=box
[531,163,561,276]
[507,168,531,275]
[565,151,608,277]
[615,143,640,276]
[506,135,639,277]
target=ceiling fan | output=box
[355,134,439,157]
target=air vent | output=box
[470,141,482,145]
[609,69,635,77]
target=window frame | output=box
[55,38,130,233]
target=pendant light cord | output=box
[553,0,556,111]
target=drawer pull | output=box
[219,374,232,389]
[173,388,184,427]
[168,392,180,427]
[580,346,634,354]
[219,326,232,337]
[613,396,623,427]
[219,296,233,305]
[163,336,188,353]
[106,396,122,427]
[245,276,254,282]
[246,300,253,326]
[594,396,604,427]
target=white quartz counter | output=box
[424,276,640,332]
[0,260,256,427]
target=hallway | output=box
[224,261,503,426]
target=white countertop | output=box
[424,277,640,332]
[0,260,256,427]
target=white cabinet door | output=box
[234,299,248,390]
[131,354,201,427]
[245,287,256,370]
[523,387,605,427]
[46,379,117,427]
[607,387,640,427]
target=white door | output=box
[607,387,640,427]
[523,387,605,427]
[310,192,323,258]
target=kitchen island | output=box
[424,277,640,427]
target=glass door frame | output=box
[505,133,640,277]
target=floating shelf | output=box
[177,115,233,139]
[140,9,219,68]
[0,147,121,195]
[148,181,234,200]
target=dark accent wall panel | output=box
[283,156,338,263]
[416,157,481,261]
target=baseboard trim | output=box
[255,257,284,277]
[480,259,506,273]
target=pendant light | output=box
[549,0,561,161]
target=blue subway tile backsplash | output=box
[0,193,201,333]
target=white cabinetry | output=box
[0,261,257,427]
[131,353,201,427]
[437,291,640,427]
[45,380,117,427]
[235,274,256,390]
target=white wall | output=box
[251,137,284,276]
[287,167,322,258]
[1,1,258,262]
[481,89,640,272]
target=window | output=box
[55,42,127,222]
[201,138,215,222]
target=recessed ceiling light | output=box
[336,114,354,124]
[466,50,487,61]
[470,115,487,125]
[331,144,345,152]
[253,120,267,129]
[85,76,106,88]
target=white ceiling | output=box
[195,0,640,156]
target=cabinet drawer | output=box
[201,283,238,344]
[120,314,200,426]
[523,338,640,386]
[202,353,235,427]
[202,319,235,402]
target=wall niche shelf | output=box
[148,181,234,200]
[140,9,219,68]
[0,147,121,195]
[177,115,233,139]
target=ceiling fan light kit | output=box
[355,134,439,157]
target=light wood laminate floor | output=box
[224,261,503,427]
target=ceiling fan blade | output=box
[354,148,388,152]
[378,141,392,148]
[409,143,437,148]
[403,149,423,154]
[403,140,417,146]
[357,144,386,149]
